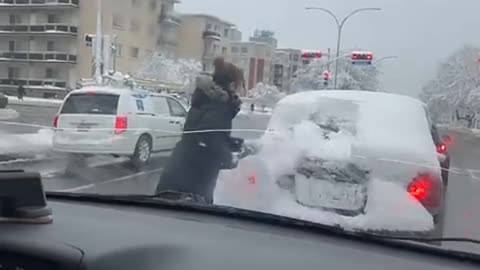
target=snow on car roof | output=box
[70,86,170,98]
[269,90,437,163]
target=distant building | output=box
[176,13,241,72]
[275,48,302,92]
[228,41,274,94]
[0,0,180,98]
[249,29,277,48]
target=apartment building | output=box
[0,0,180,98]
[228,41,274,93]
[176,13,241,72]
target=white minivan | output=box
[52,86,188,169]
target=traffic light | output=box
[323,70,330,87]
[351,51,373,65]
[85,34,94,47]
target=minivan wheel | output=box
[131,135,152,169]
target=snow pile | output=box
[215,90,437,232]
[0,129,53,154]
[0,108,19,120]
[249,83,286,107]
[136,54,202,94]
[7,96,63,107]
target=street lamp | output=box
[374,55,399,65]
[305,7,381,89]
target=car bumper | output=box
[52,134,135,155]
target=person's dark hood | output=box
[195,75,229,102]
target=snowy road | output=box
[2,103,480,252]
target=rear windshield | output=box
[61,94,119,115]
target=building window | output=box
[206,23,212,30]
[9,14,21,24]
[231,47,239,53]
[8,67,19,79]
[112,14,125,29]
[46,68,56,78]
[293,54,299,61]
[8,41,15,51]
[115,44,123,57]
[222,47,227,55]
[130,47,140,58]
[241,47,248,53]
[212,44,219,54]
[47,41,55,51]
[130,19,141,33]
[47,14,57,23]
[224,29,229,37]
[149,0,157,10]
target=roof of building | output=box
[180,13,235,27]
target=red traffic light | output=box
[302,51,322,58]
[351,52,373,61]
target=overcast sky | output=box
[177,0,480,97]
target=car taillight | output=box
[408,175,431,201]
[408,173,442,210]
[53,115,59,128]
[437,143,447,154]
[114,116,128,134]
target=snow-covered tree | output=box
[421,45,480,124]
[290,57,379,92]
[249,83,287,107]
[136,54,202,94]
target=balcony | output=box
[0,78,66,88]
[0,23,78,35]
[158,12,181,26]
[0,51,77,63]
[202,30,221,41]
[0,0,79,8]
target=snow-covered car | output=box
[216,90,449,237]
[52,86,187,169]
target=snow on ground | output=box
[215,90,436,232]
[472,129,480,137]
[0,129,53,154]
[0,108,19,120]
[6,96,63,107]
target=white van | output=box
[52,86,187,168]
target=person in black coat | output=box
[154,64,243,204]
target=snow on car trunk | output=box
[215,90,438,232]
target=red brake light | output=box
[366,54,373,60]
[408,175,432,201]
[53,115,59,128]
[315,52,322,58]
[114,116,128,134]
[437,143,447,154]
[86,89,96,96]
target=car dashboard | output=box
[0,196,479,270]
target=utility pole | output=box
[94,0,103,84]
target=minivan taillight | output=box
[53,115,59,128]
[436,143,447,154]
[114,116,128,134]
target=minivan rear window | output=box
[61,93,119,115]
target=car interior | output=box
[1,170,479,270]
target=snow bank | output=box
[0,108,19,120]
[215,90,437,232]
[7,96,63,107]
[0,129,53,154]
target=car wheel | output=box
[131,134,152,169]
[65,154,87,176]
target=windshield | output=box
[1,0,480,257]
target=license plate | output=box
[295,176,366,211]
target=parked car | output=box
[0,92,8,109]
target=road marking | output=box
[55,168,163,193]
